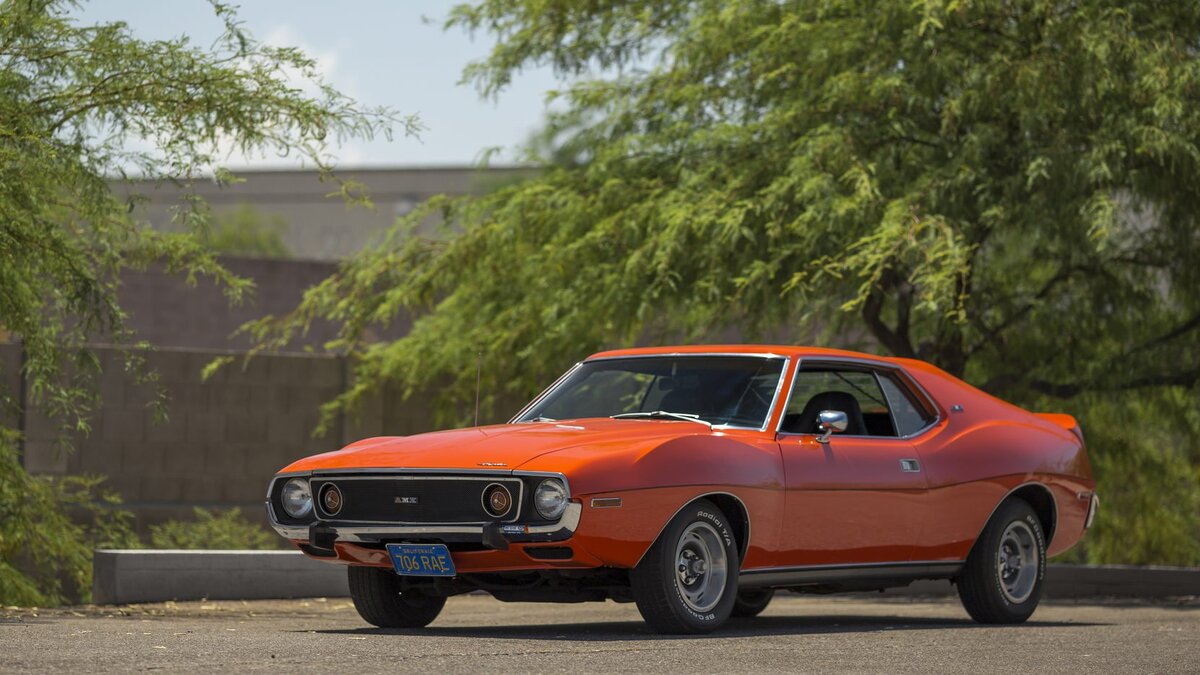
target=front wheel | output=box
[957,498,1046,624]
[348,566,446,628]
[630,498,740,634]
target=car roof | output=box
[585,344,903,364]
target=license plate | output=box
[386,543,456,577]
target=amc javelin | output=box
[267,345,1097,634]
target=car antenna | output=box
[474,349,482,427]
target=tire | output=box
[630,498,740,634]
[347,566,446,628]
[731,589,774,618]
[957,498,1046,624]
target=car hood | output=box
[280,418,711,474]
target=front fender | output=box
[517,433,784,569]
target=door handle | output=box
[899,459,921,472]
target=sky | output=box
[73,0,564,168]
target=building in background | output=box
[9,166,530,529]
[120,166,534,260]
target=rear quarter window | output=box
[878,372,935,436]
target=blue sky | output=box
[73,1,563,168]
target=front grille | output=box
[310,476,524,524]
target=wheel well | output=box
[1007,484,1057,547]
[701,493,751,565]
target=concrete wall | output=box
[8,342,516,531]
[19,345,350,527]
[118,166,534,260]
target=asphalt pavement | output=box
[2,594,1197,673]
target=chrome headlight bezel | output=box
[533,478,568,520]
[281,477,313,519]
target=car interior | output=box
[779,367,931,437]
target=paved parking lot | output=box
[2,595,1197,673]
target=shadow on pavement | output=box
[307,614,1105,641]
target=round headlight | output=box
[534,478,568,520]
[281,478,313,518]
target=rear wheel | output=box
[957,498,1046,624]
[348,566,446,628]
[630,498,739,634]
[731,589,774,618]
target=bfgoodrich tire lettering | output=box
[957,498,1047,624]
[630,498,740,634]
[348,566,446,628]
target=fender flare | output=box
[632,490,752,568]
[970,481,1058,552]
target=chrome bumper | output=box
[266,501,582,546]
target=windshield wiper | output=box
[610,411,713,428]
[523,416,557,422]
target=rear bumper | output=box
[1084,493,1100,530]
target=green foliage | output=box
[243,0,1200,563]
[148,507,281,550]
[0,430,139,606]
[0,0,408,604]
[1055,390,1200,565]
[202,203,291,258]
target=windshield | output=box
[517,355,786,429]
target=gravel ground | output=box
[2,594,1197,673]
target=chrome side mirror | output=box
[816,410,849,444]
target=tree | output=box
[245,1,1199,563]
[203,203,291,258]
[0,0,408,604]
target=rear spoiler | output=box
[1035,413,1085,446]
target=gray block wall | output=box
[7,342,517,531]
[18,345,353,527]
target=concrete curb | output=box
[92,550,348,604]
[884,564,1200,599]
[92,551,1200,605]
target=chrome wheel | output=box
[673,521,729,613]
[997,520,1039,604]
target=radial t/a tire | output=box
[731,588,775,618]
[630,498,740,634]
[957,498,1046,624]
[348,565,446,628]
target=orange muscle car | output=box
[267,345,1097,633]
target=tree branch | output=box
[861,272,917,359]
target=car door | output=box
[774,362,928,568]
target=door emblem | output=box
[394,496,419,504]
[899,459,921,473]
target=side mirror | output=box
[816,410,849,444]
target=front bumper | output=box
[266,501,582,549]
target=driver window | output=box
[780,368,897,437]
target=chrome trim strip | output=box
[1085,494,1100,529]
[740,559,964,575]
[513,353,790,433]
[267,502,584,544]
[309,475,525,525]
[313,467,519,476]
[299,467,571,499]
[270,473,578,540]
[773,356,943,440]
[585,351,787,362]
[509,361,584,423]
[737,560,964,589]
